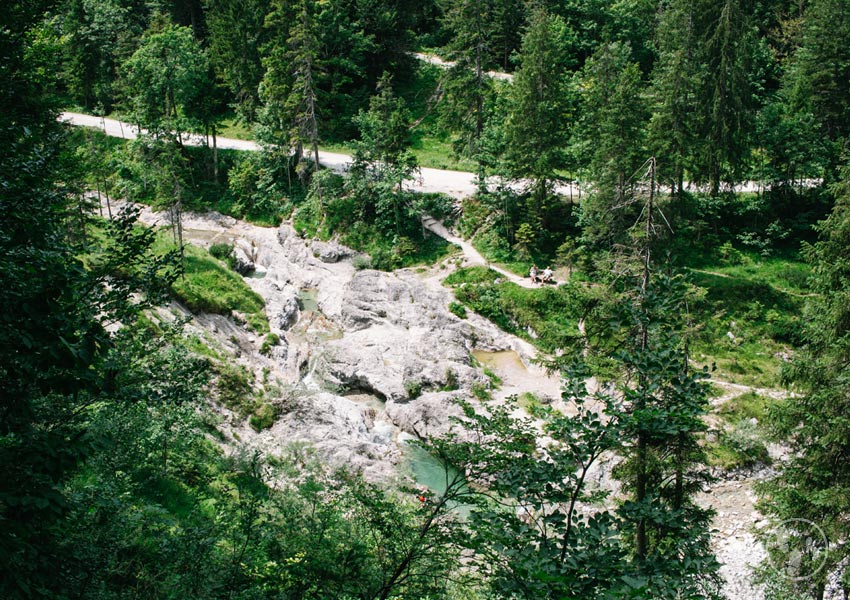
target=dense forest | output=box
[2,0,850,598]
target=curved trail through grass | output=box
[420,215,547,288]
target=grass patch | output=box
[155,235,269,334]
[483,367,502,389]
[249,402,278,432]
[517,392,543,414]
[444,266,503,286]
[707,420,772,470]
[688,258,806,387]
[471,382,492,402]
[708,391,775,470]
[217,115,254,141]
[260,333,281,356]
[453,280,590,354]
[717,391,772,423]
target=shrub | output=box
[249,402,277,432]
[209,242,236,270]
[442,368,459,391]
[260,333,280,356]
[352,254,372,270]
[471,382,491,402]
[448,302,467,319]
[404,380,423,399]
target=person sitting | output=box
[530,264,540,283]
[541,266,553,283]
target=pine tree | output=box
[285,0,322,182]
[648,0,701,198]
[440,0,496,191]
[575,41,649,248]
[698,0,758,196]
[502,6,572,227]
[205,0,270,123]
[759,163,850,599]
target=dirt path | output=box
[61,112,481,198]
[413,52,514,82]
[420,215,540,288]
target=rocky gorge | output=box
[129,204,769,600]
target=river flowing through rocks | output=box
[125,204,769,599]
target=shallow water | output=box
[297,288,319,314]
[401,435,472,517]
[472,349,562,400]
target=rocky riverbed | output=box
[132,205,770,600]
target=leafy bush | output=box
[448,302,467,319]
[249,402,278,432]
[404,380,423,399]
[260,333,280,356]
[712,420,772,469]
[471,382,491,402]
[352,254,372,270]
[444,266,502,286]
[209,242,236,270]
[213,362,254,415]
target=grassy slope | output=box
[154,234,269,334]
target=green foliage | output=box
[758,164,850,597]
[121,23,211,139]
[404,379,424,399]
[260,332,280,356]
[482,366,502,389]
[718,391,772,424]
[470,382,491,402]
[574,41,648,248]
[249,402,278,431]
[708,420,771,470]
[155,236,269,333]
[442,368,459,391]
[448,301,467,319]
[443,266,502,286]
[452,279,595,354]
[296,172,456,271]
[687,257,807,386]
[212,361,255,415]
[209,241,236,268]
[226,147,299,224]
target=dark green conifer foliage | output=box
[502,6,572,230]
[575,41,648,248]
[760,164,850,599]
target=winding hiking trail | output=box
[420,215,542,288]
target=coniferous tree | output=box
[648,0,701,198]
[440,0,496,191]
[502,6,572,229]
[349,74,418,235]
[575,41,649,248]
[285,0,322,181]
[205,0,270,123]
[784,0,850,177]
[760,164,850,599]
[695,0,759,195]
